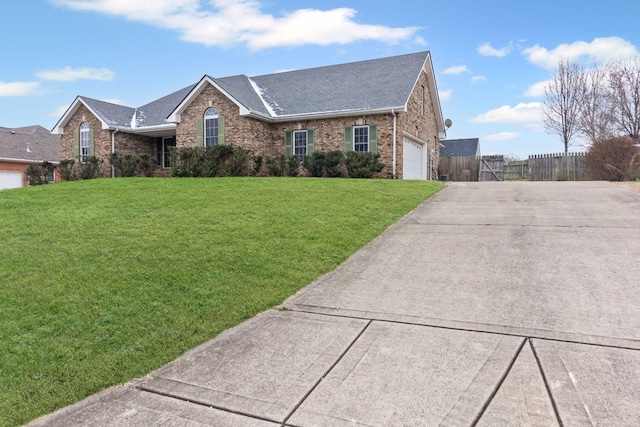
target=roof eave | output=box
[244,106,407,123]
[0,157,60,164]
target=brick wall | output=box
[176,84,280,157]
[0,161,61,187]
[61,105,156,176]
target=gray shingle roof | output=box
[60,51,433,132]
[248,51,430,117]
[79,97,135,128]
[135,84,197,127]
[0,125,60,162]
[80,84,196,130]
[440,138,480,157]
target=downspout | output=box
[391,109,397,179]
[111,128,118,178]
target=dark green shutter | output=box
[307,129,314,155]
[89,129,95,156]
[196,118,204,147]
[218,115,225,145]
[344,127,352,152]
[73,130,80,161]
[369,125,377,153]
[285,131,293,157]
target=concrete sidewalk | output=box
[30,181,640,426]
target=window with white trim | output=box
[80,122,90,162]
[204,108,219,146]
[293,130,307,160]
[353,126,369,152]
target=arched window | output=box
[204,108,219,146]
[80,122,90,162]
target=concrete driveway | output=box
[31,181,640,426]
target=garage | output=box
[402,137,426,180]
[0,170,23,190]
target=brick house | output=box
[52,51,446,180]
[0,125,60,190]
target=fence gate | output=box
[479,155,504,181]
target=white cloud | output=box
[471,102,542,125]
[51,0,422,49]
[524,80,548,97]
[523,36,638,68]
[443,65,469,75]
[478,42,512,57]
[36,67,115,82]
[0,81,40,97]
[52,104,71,117]
[472,75,486,83]
[484,132,520,141]
[439,89,452,101]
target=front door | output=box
[158,137,176,168]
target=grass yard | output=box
[0,177,443,426]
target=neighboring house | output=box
[52,51,446,180]
[440,138,481,158]
[0,125,60,190]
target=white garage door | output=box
[0,171,23,190]
[403,138,425,180]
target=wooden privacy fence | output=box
[437,156,479,181]
[528,152,592,181]
[438,155,504,181]
[439,152,597,181]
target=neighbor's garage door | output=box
[0,171,23,190]
[403,138,425,180]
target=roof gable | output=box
[440,138,480,157]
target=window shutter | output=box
[369,125,377,153]
[307,129,314,155]
[344,127,352,152]
[196,118,204,147]
[285,131,292,157]
[73,130,80,161]
[218,115,225,145]
[89,129,95,156]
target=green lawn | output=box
[0,177,443,426]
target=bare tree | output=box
[577,64,615,143]
[608,56,640,140]
[543,60,586,153]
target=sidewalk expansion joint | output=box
[470,337,528,426]
[529,339,563,426]
[280,319,373,427]
[134,384,282,426]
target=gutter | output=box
[0,157,60,164]
[243,106,407,123]
[111,128,119,178]
[391,109,397,179]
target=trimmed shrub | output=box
[344,151,385,178]
[78,156,103,180]
[586,136,640,181]
[59,159,76,181]
[26,161,56,185]
[302,151,346,178]
[170,145,253,177]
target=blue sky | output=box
[1,0,638,158]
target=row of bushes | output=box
[47,146,387,183]
[170,146,385,179]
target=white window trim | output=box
[80,122,90,162]
[293,130,307,160]
[353,125,369,152]
[204,108,219,147]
